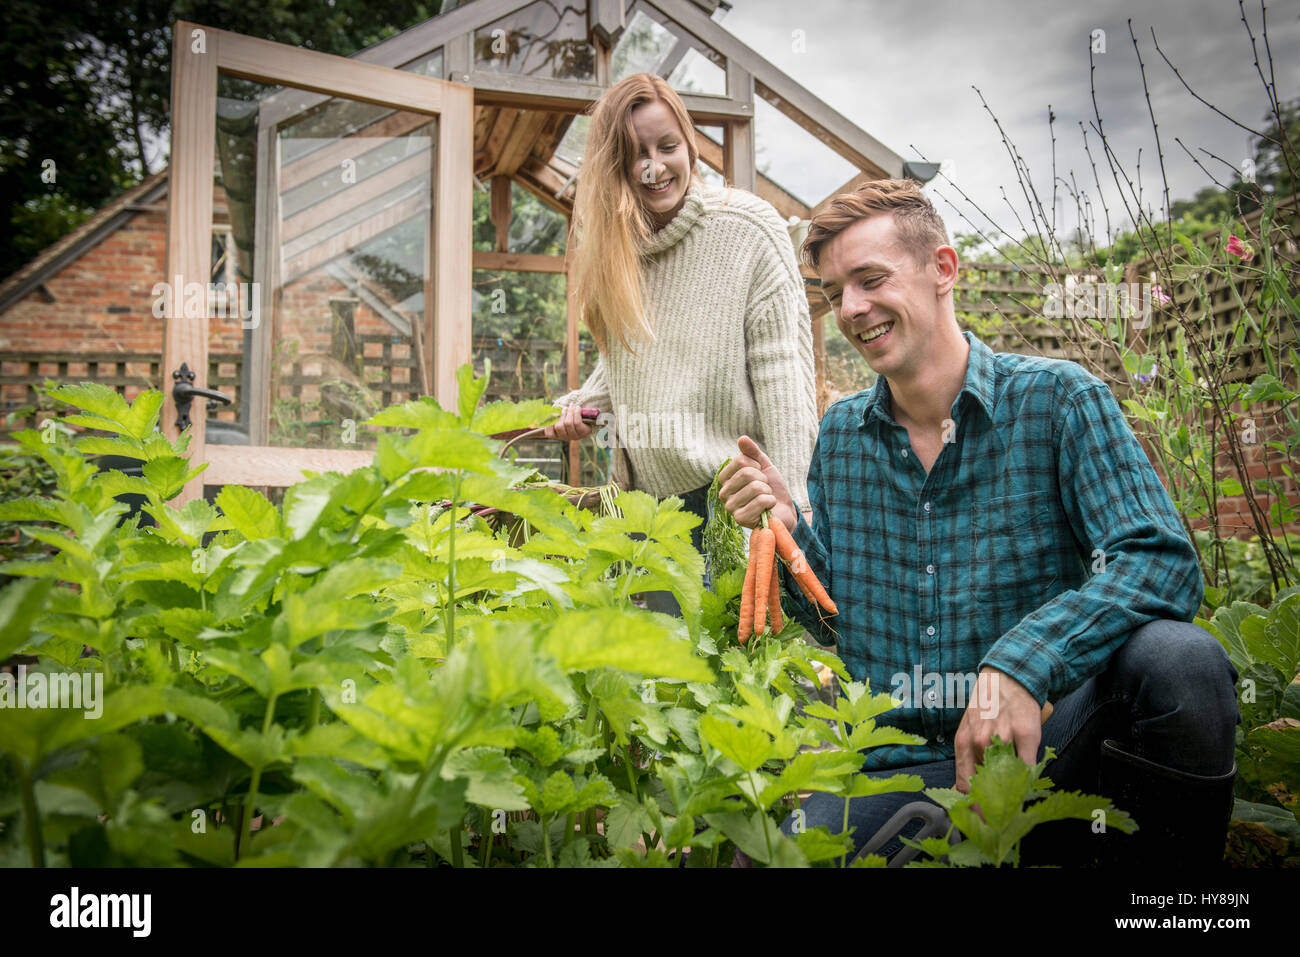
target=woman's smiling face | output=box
[627,98,691,229]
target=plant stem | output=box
[622,744,639,802]
[841,796,851,870]
[749,770,773,863]
[16,761,44,868]
[444,473,464,653]
[479,811,493,869]
[541,814,554,867]
[449,822,464,868]
[237,691,278,860]
[840,717,851,869]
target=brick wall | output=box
[0,209,168,357]
[2,183,424,424]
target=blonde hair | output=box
[801,178,949,271]
[571,73,701,353]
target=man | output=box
[717,179,1239,867]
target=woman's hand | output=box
[543,404,595,441]
[717,435,797,531]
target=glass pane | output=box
[402,48,444,78]
[471,267,571,482]
[753,96,859,209]
[473,179,568,256]
[475,0,596,82]
[613,5,726,96]
[554,113,589,167]
[572,327,610,488]
[692,124,726,187]
[213,72,437,451]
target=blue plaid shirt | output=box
[781,331,1203,770]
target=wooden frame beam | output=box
[167,21,473,497]
[279,110,432,192]
[281,149,431,244]
[492,109,552,176]
[723,63,755,193]
[694,127,808,221]
[164,22,217,461]
[647,0,905,179]
[205,445,373,486]
[472,250,566,273]
[469,72,749,121]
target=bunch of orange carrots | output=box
[738,513,838,645]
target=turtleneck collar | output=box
[641,177,708,256]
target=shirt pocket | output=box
[969,490,1059,610]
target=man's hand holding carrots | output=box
[717,435,798,532]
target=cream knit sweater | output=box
[556,179,818,513]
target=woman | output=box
[548,73,818,610]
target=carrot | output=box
[751,526,776,635]
[737,544,758,645]
[770,518,838,616]
[787,566,818,606]
[767,562,783,633]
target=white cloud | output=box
[716,0,1300,250]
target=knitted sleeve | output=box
[744,245,818,514]
[554,352,613,412]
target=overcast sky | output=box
[713,0,1300,249]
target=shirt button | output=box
[924,501,931,512]
[926,625,935,636]
[926,690,937,703]
[937,733,946,744]
[926,564,935,574]
[901,449,909,458]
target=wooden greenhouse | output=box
[162,0,929,502]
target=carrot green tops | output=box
[782,330,1204,771]
[555,178,818,513]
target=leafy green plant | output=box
[903,738,1137,868]
[1198,589,1300,823]
[0,370,1144,868]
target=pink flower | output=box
[1226,235,1253,261]
[1151,284,1171,306]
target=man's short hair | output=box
[801,178,950,271]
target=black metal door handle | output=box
[172,362,232,431]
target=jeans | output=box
[780,618,1240,864]
[640,484,712,618]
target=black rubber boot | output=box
[1096,739,1236,868]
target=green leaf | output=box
[698,714,774,772]
[405,429,498,474]
[470,399,559,436]
[47,383,164,440]
[604,794,656,847]
[444,748,530,811]
[841,772,926,799]
[0,578,52,660]
[142,456,203,500]
[795,826,855,863]
[456,363,490,423]
[369,398,458,432]
[702,810,804,866]
[1243,373,1296,408]
[145,497,220,546]
[215,485,281,541]
[281,473,341,540]
[539,608,712,682]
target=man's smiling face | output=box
[818,212,944,380]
